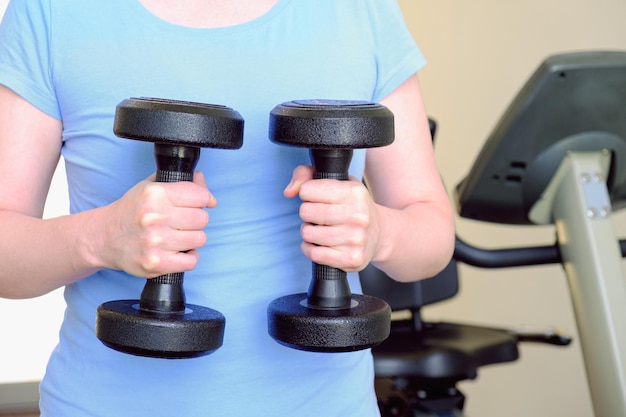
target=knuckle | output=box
[145,230,164,247]
[351,182,369,197]
[139,212,156,228]
[141,183,167,203]
[348,229,367,246]
[139,252,161,274]
[348,249,365,269]
[351,211,370,228]
[348,182,369,201]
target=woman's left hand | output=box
[284,165,380,272]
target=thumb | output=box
[192,171,217,208]
[283,165,314,198]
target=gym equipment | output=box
[456,50,626,417]
[362,259,570,417]
[361,119,570,417]
[266,99,393,352]
[365,50,626,416]
[95,97,244,359]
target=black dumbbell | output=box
[267,99,393,352]
[95,97,244,359]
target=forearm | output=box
[0,209,103,299]
[370,199,455,283]
[0,175,215,299]
[364,74,455,282]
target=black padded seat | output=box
[373,321,519,383]
[360,261,521,416]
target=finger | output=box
[168,207,210,230]
[299,202,349,225]
[301,241,367,272]
[193,171,207,187]
[166,229,208,252]
[143,249,201,278]
[143,224,207,254]
[299,198,370,226]
[159,181,216,208]
[298,178,366,204]
[192,171,217,207]
[284,165,314,198]
[301,223,367,248]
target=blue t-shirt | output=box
[0,1,425,416]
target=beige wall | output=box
[398,1,626,416]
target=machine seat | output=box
[373,321,519,384]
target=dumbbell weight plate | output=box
[269,99,394,149]
[114,97,244,149]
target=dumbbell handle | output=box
[138,143,200,314]
[306,148,354,309]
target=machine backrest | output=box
[359,259,459,311]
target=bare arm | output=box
[284,75,454,282]
[0,86,215,299]
[364,75,454,281]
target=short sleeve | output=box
[366,0,426,102]
[0,0,60,119]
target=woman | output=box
[0,1,454,415]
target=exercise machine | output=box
[362,50,626,416]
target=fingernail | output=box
[284,178,295,193]
[208,192,217,207]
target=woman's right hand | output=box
[95,171,216,279]
[0,87,220,298]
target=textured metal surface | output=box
[96,97,238,359]
[96,301,225,359]
[269,99,394,149]
[267,99,393,352]
[114,97,244,148]
[268,294,391,352]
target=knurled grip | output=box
[156,170,193,183]
[152,273,184,285]
[306,148,354,309]
[138,144,200,313]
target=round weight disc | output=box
[267,293,391,352]
[114,97,244,149]
[269,99,394,149]
[96,300,226,359]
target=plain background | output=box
[2,1,626,415]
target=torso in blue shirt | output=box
[0,1,425,415]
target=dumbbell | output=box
[267,99,393,352]
[95,97,244,359]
